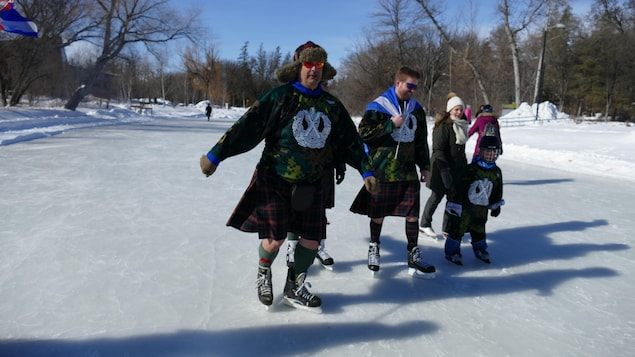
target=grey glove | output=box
[445,202,462,217]
[200,155,217,177]
[364,176,379,193]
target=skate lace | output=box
[368,244,380,266]
[256,269,272,295]
[410,248,432,268]
[295,281,316,301]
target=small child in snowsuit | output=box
[444,134,505,265]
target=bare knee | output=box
[262,238,285,252]
[299,238,319,250]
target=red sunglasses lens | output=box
[303,61,324,69]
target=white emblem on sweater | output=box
[293,108,331,148]
[391,113,417,143]
[468,178,493,206]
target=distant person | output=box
[350,66,436,278]
[205,103,212,121]
[464,104,472,124]
[444,134,505,265]
[419,92,469,240]
[468,104,502,160]
[199,41,376,313]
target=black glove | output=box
[491,207,501,217]
[335,164,346,185]
[441,168,453,189]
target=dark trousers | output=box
[420,189,448,232]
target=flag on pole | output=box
[0,0,38,38]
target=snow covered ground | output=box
[1,101,633,356]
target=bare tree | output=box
[0,0,89,106]
[370,0,420,64]
[498,0,546,106]
[414,0,492,105]
[63,0,201,110]
[182,43,222,104]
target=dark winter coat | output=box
[426,112,468,193]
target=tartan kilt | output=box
[349,180,420,218]
[226,168,327,241]
[322,170,335,209]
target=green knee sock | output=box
[293,243,317,275]
[286,232,299,241]
[258,241,279,268]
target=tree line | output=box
[1,0,633,121]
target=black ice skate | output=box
[408,247,436,279]
[256,266,273,307]
[286,240,297,268]
[445,253,464,266]
[474,249,491,264]
[316,240,334,270]
[367,242,380,275]
[283,268,322,313]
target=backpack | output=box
[484,121,500,139]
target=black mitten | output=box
[335,164,346,184]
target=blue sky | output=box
[182,0,593,69]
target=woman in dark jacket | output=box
[419,93,469,239]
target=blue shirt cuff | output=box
[362,171,374,179]
[207,152,221,166]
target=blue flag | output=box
[0,0,38,38]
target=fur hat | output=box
[275,41,337,83]
[446,95,465,112]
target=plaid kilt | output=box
[350,180,420,218]
[322,170,335,209]
[226,168,327,241]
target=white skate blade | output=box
[408,268,436,280]
[320,263,334,271]
[424,233,441,241]
[282,297,323,314]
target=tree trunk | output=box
[64,59,106,110]
[64,84,91,111]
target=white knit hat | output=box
[446,96,465,112]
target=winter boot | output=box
[316,240,334,269]
[444,237,463,265]
[286,240,297,268]
[283,268,322,313]
[419,226,439,240]
[367,242,380,272]
[256,266,273,306]
[472,240,491,264]
[408,246,436,278]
